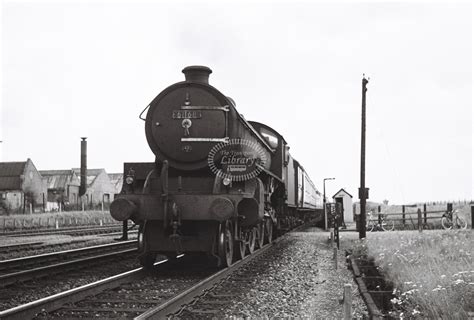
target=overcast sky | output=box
[1,1,472,204]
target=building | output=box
[0,159,47,213]
[332,188,353,223]
[40,169,80,210]
[108,173,123,196]
[72,168,116,208]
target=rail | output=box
[0,265,149,320]
[0,248,137,288]
[0,240,136,273]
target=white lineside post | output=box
[29,203,32,214]
[343,283,352,319]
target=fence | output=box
[0,201,112,215]
[370,203,470,230]
[0,211,117,232]
[412,199,473,206]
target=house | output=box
[0,159,47,213]
[108,173,123,195]
[40,169,80,210]
[332,188,353,223]
[72,168,116,208]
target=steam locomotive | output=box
[110,66,323,267]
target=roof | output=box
[108,173,123,192]
[0,161,27,190]
[0,161,26,177]
[332,188,353,198]
[41,170,75,176]
[71,168,106,187]
[108,173,123,184]
[72,168,105,176]
[40,170,80,190]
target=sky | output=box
[0,1,472,205]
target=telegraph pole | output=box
[323,177,335,230]
[359,76,369,239]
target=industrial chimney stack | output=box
[79,137,87,197]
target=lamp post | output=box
[323,177,335,230]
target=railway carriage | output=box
[110,66,323,267]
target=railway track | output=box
[1,224,126,238]
[0,242,45,254]
[0,241,137,278]
[0,236,283,319]
[0,223,305,319]
[0,243,140,312]
[0,240,93,257]
[0,232,138,258]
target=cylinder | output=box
[209,197,234,222]
[237,198,261,227]
[110,198,137,221]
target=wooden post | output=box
[402,205,406,227]
[333,247,338,270]
[417,208,422,232]
[343,284,352,320]
[43,193,46,212]
[378,206,381,225]
[423,203,427,225]
[471,205,473,230]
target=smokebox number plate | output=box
[172,110,202,119]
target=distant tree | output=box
[383,199,389,206]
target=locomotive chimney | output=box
[182,65,212,84]
[79,137,87,197]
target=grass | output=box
[357,229,473,319]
